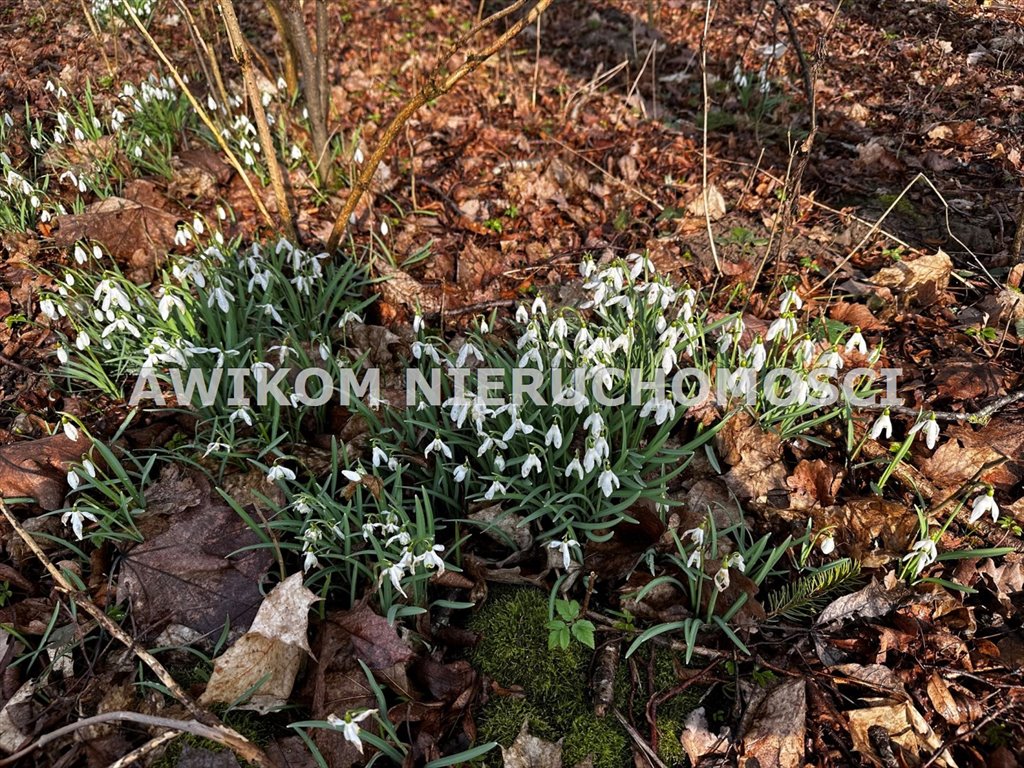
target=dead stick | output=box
[325,0,556,252]
[0,711,264,768]
[216,0,296,240]
[0,500,278,768]
[858,389,1024,426]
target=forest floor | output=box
[1,0,1024,766]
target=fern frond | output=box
[767,559,861,621]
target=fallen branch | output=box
[325,0,556,253]
[859,389,1024,426]
[0,711,256,768]
[0,499,278,768]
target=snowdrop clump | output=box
[90,0,156,27]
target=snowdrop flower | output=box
[903,538,938,577]
[303,549,320,572]
[382,561,408,597]
[714,565,730,592]
[372,445,398,471]
[456,342,483,368]
[424,435,453,460]
[521,452,543,478]
[766,313,798,342]
[819,534,836,556]
[598,465,620,497]
[341,467,367,484]
[583,412,604,436]
[484,480,507,500]
[515,304,529,324]
[157,293,185,321]
[870,409,893,440]
[544,422,563,449]
[229,407,252,426]
[412,312,424,334]
[203,441,231,458]
[549,316,568,341]
[779,289,803,313]
[817,346,843,373]
[548,537,579,570]
[419,543,446,573]
[39,298,57,320]
[67,469,81,490]
[640,396,675,426]
[565,454,584,480]
[724,551,745,572]
[62,507,98,540]
[845,327,867,355]
[453,462,470,483]
[747,337,767,371]
[353,147,364,164]
[687,548,702,570]
[267,465,296,483]
[909,415,940,450]
[76,332,91,350]
[56,345,69,364]
[173,228,191,247]
[74,245,88,264]
[327,710,377,754]
[531,296,547,316]
[969,488,999,524]
[62,420,80,442]
[502,416,534,442]
[380,219,389,236]
[684,527,705,547]
[208,285,234,313]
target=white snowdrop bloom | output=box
[518,346,543,369]
[687,548,702,569]
[453,462,470,483]
[456,342,483,368]
[56,345,69,364]
[493,455,506,471]
[261,91,272,107]
[29,194,39,209]
[548,538,579,570]
[747,338,767,371]
[62,421,80,441]
[909,416,940,450]
[419,543,446,573]
[796,339,817,364]
[598,466,620,497]
[208,285,234,313]
[411,341,441,365]
[683,527,705,547]
[502,416,534,442]
[303,549,320,572]
[531,296,547,316]
[725,552,745,572]
[583,412,603,436]
[266,465,295,483]
[819,535,836,555]
[779,289,803,313]
[73,127,85,142]
[544,422,563,449]
[870,410,892,440]
[30,136,40,151]
[67,470,81,491]
[372,445,398,471]
[714,565,731,593]
[382,562,408,596]
[76,331,91,350]
[157,293,185,321]
[640,395,675,426]
[549,316,568,341]
[817,346,843,373]
[380,219,389,236]
[515,304,530,324]
[766,314,797,342]
[40,209,52,223]
[903,538,938,577]
[521,452,543,478]
[192,217,205,235]
[412,312,424,334]
[564,455,585,480]
[244,151,254,166]
[260,303,283,324]
[229,407,252,426]
[424,435,453,460]
[327,710,377,754]
[969,489,999,524]
[40,299,57,320]
[845,328,867,355]
[173,228,191,247]
[354,147,364,164]
[288,144,302,161]
[484,480,507,500]
[62,507,97,540]
[74,245,88,264]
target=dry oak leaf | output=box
[739,677,806,768]
[0,433,89,511]
[848,702,957,768]
[199,572,317,712]
[787,459,843,511]
[501,720,562,768]
[374,261,441,316]
[872,250,953,306]
[919,421,1023,491]
[715,411,787,502]
[53,195,179,283]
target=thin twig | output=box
[858,389,1024,425]
[0,711,263,768]
[0,500,278,768]
[119,1,274,227]
[216,0,296,239]
[325,0,556,252]
[107,731,180,768]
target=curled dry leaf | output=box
[714,411,787,503]
[199,572,317,712]
[680,706,729,765]
[739,677,806,768]
[0,433,90,511]
[501,719,563,768]
[847,701,957,768]
[872,250,953,306]
[786,459,843,511]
